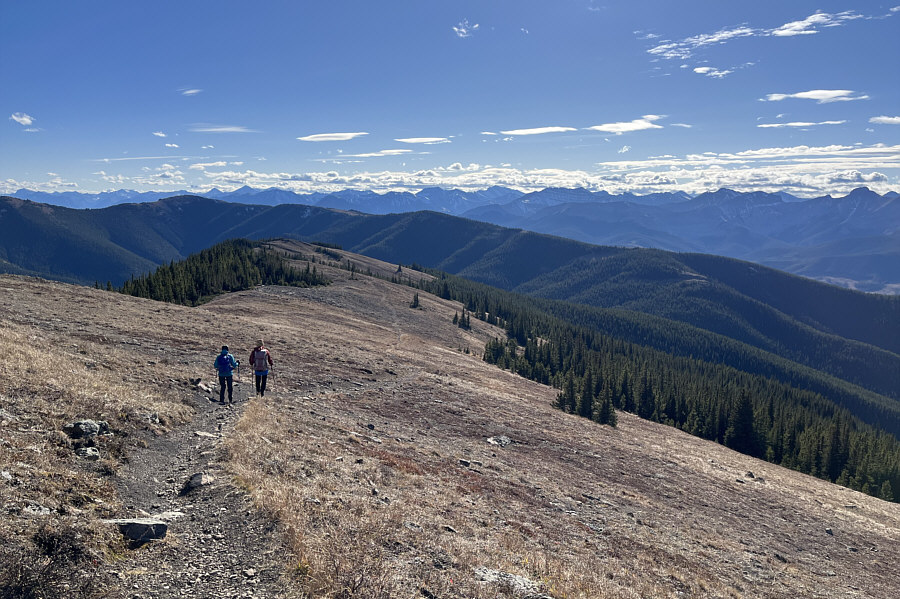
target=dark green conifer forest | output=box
[407,269,900,503]
[118,239,329,305]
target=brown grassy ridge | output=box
[2,242,899,598]
[208,245,900,599]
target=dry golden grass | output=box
[3,246,900,598]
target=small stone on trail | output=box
[195,431,219,438]
[487,435,512,447]
[459,459,471,467]
[826,528,834,535]
[105,518,168,543]
[180,472,215,495]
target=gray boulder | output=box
[63,419,110,439]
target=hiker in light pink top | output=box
[249,340,274,397]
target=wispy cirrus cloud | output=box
[870,116,900,125]
[10,112,35,126]
[693,66,733,78]
[762,89,869,103]
[394,137,451,144]
[152,131,167,137]
[190,124,257,133]
[500,126,577,136]
[165,143,180,148]
[180,88,202,96]
[770,11,864,36]
[757,120,846,128]
[452,19,479,38]
[646,10,878,60]
[587,115,665,134]
[394,137,450,145]
[648,26,756,60]
[347,149,414,158]
[297,132,369,142]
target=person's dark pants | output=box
[255,373,268,397]
[219,375,233,402]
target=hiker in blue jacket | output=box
[213,345,239,403]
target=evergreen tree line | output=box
[118,239,329,305]
[407,269,899,502]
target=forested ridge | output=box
[401,268,900,502]
[116,239,329,305]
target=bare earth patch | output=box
[1,251,899,598]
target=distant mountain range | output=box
[10,185,898,293]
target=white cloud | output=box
[670,123,693,128]
[190,124,257,133]
[10,112,34,126]
[770,11,864,37]
[693,66,733,78]
[758,120,846,128]
[587,115,665,134]
[297,132,369,142]
[347,149,414,158]
[453,19,479,38]
[870,116,900,125]
[165,143,180,148]
[762,89,869,103]
[189,161,228,170]
[201,145,215,149]
[394,137,451,144]
[480,131,498,136]
[499,126,577,136]
[648,26,757,60]
[181,88,202,96]
[152,131,167,137]
[618,146,631,154]
[647,10,871,61]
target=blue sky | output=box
[2,0,898,196]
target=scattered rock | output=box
[746,471,755,479]
[487,435,512,447]
[76,446,101,460]
[443,525,458,534]
[23,502,52,516]
[194,431,219,439]
[474,567,547,596]
[180,472,215,495]
[405,521,422,532]
[63,419,109,439]
[105,518,168,543]
[459,459,471,467]
[243,568,257,577]
[826,528,833,536]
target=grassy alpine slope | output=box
[3,254,900,597]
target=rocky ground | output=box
[2,242,899,598]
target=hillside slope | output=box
[2,266,899,598]
[2,195,898,401]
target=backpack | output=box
[253,348,269,370]
[216,353,234,373]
